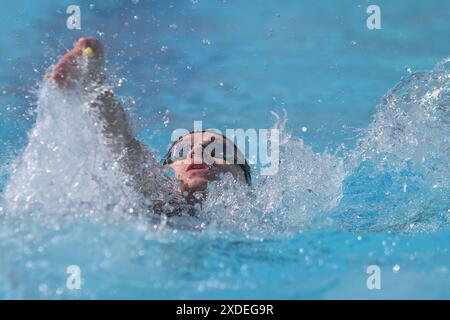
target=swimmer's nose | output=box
[187,145,205,164]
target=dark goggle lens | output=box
[167,142,229,164]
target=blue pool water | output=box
[0,0,449,299]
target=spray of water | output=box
[2,80,183,224]
[4,83,128,219]
[0,55,449,299]
[202,58,449,234]
[1,58,449,235]
[336,58,450,232]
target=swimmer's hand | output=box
[49,37,105,88]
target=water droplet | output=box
[38,283,48,293]
[301,126,308,132]
[201,39,211,46]
[161,45,168,53]
[162,110,170,127]
[393,264,400,273]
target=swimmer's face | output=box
[164,132,247,193]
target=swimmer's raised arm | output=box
[51,38,133,144]
[90,90,141,156]
[50,38,156,187]
[49,38,200,214]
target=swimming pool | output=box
[0,0,449,299]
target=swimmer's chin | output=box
[183,177,208,192]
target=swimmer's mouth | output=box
[186,163,208,172]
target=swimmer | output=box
[48,38,251,211]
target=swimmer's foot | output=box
[50,37,105,88]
